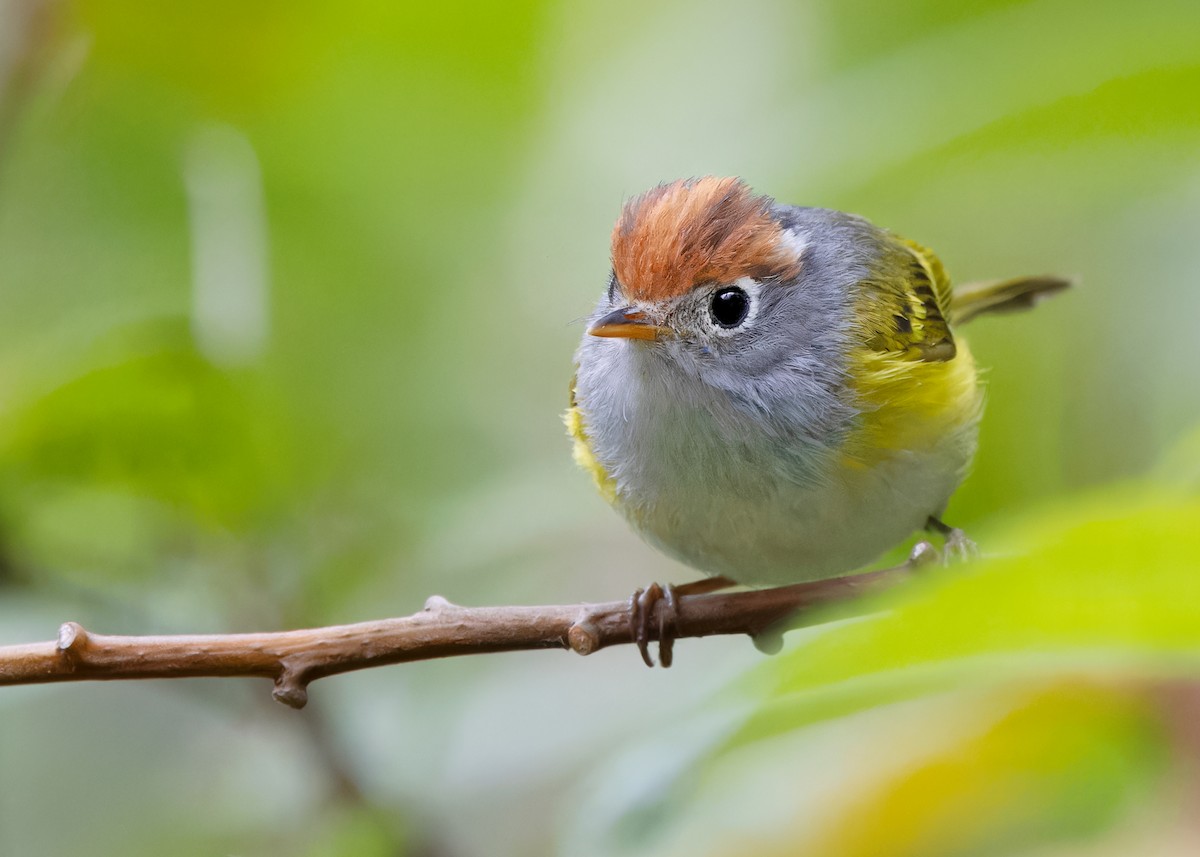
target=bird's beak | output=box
[588,306,671,341]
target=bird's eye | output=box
[709,286,750,328]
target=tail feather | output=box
[951,275,1074,326]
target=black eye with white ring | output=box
[709,286,750,328]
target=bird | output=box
[566,176,1070,666]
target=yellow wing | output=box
[847,236,1069,465]
[846,239,980,466]
[860,238,958,362]
[859,238,1073,357]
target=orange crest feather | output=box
[610,177,802,302]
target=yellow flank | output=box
[844,338,981,468]
[842,237,983,468]
[564,404,618,505]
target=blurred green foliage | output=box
[1,0,1199,855]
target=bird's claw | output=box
[926,517,979,565]
[628,576,735,667]
[941,528,979,564]
[630,583,679,668]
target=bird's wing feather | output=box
[950,275,1074,325]
[859,238,957,363]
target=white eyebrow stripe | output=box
[777,228,809,260]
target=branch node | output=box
[56,622,89,669]
[423,595,455,612]
[273,665,310,710]
[567,619,601,656]
[908,540,940,569]
[751,625,786,656]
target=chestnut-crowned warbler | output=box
[567,177,1068,647]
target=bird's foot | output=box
[943,529,979,563]
[629,576,734,667]
[630,583,677,668]
[926,516,979,564]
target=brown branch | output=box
[0,563,913,709]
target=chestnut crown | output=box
[610,177,803,303]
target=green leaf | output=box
[730,493,1200,750]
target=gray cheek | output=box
[693,292,858,441]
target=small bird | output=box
[567,177,1069,665]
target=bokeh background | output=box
[1,0,1199,854]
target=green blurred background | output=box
[1,0,1199,854]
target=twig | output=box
[0,564,911,709]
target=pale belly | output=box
[571,336,981,586]
[622,439,972,586]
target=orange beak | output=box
[588,306,671,341]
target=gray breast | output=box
[574,331,848,515]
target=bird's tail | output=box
[951,275,1074,326]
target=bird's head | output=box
[587,177,849,393]
[590,177,806,345]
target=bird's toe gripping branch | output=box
[628,577,738,668]
[926,516,980,564]
[629,583,679,668]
